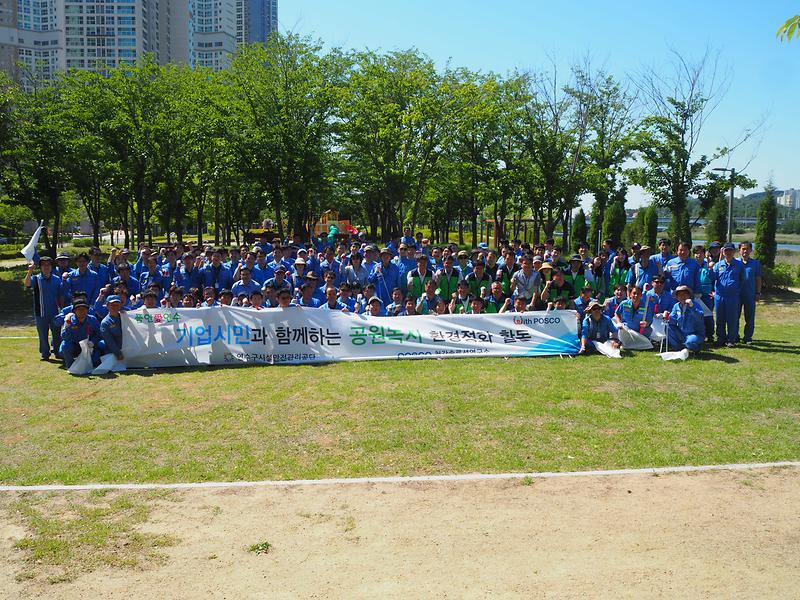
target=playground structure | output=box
[313,210,359,238]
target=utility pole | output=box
[727,168,735,242]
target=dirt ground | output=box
[1,468,799,599]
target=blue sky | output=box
[279,1,799,208]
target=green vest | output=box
[565,272,586,294]
[607,266,629,295]
[409,270,433,299]
[436,271,460,300]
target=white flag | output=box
[20,221,43,262]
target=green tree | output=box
[602,192,626,246]
[571,207,587,252]
[519,67,589,244]
[0,79,71,256]
[643,204,659,248]
[629,51,730,246]
[755,185,778,268]
[777,15,800,41]
[574,68,637,251]
[623,206,645,247]
[704,195,728,244]
[225,34,347,239]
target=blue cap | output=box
[709,241,722,249]
[722,242,735,250]
[106,295,122,304]
[478,242,489,249]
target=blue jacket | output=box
[112,274,141,296]
[626,258,661,289]
[64,268,101,305]
[29,273,62,318]
[61,313,101,347]
[664,257,700,294]
[100,313,124,358]
[368,262,401,305]
[713,259,744,297]
[614,299,655,330]
[581,314,618,342]
[668,301,705,338]
[88,261,110,286]
[737,257,762,299]
[139,269,165,294]
[644,288,675,315]
[231,279,261,298]
[697,259,715,296]
[173,266,203,292]
[252,263,274,285]
[200,264,234,291]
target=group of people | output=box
[24,227,763,367]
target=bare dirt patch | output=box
[2,467,799,599]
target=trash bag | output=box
[91,353,126,375]
[617,327,654,350]
[650,315,667,342]
[67,340,94,375]
[658,348,690,361]
[592,340,622,359]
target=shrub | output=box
[71,238,95,248]
[762,264,795,291]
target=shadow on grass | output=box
[695,352,739,364]
[743,340,800,356]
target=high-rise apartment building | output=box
[0,0,276,82]
[236,0,275,45]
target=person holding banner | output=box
[579,301,620,355]
[100,295,125,361]
[25,256,63,360]
[667,286,705,355]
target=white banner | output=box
[121,307,580,367]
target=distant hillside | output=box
[632,190,796,219]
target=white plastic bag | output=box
[650,315,667,342]
[67,339,94,375]
[658,348,690,361]
[617,327,654,350]
[91,353,126,375]
[592,340,622,359]
[694,296,713,317]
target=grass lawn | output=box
[0,266,798,486]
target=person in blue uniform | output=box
[579,301,620,354]
[100,295,124,361]
[626,246,661,292]
[231,267,261,298]
[736,242,762,344]
[643,275,675,320]
[614,286,655,337]
[59,299,101,368]
[63,252,101,306]
[173,254,203,291]
[369,247,401,306]
[201,250,234,292]
[664,242,700,294]
[653,238,674,269]
[713,243,744,347]
[693,245,716,343]
[666,285,705,355]
[88,247,110,286]
[24,256,63,360]
[112,262,141,297]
